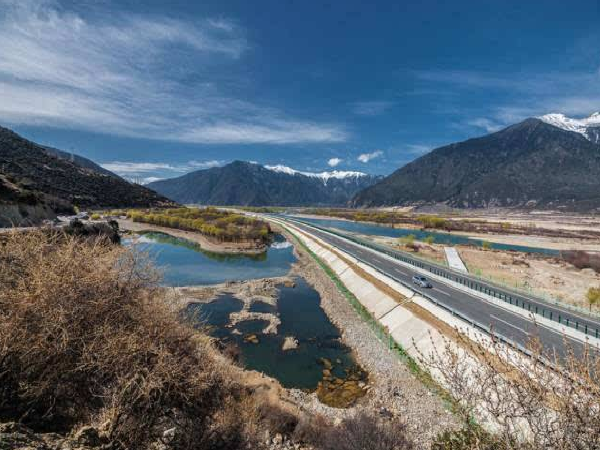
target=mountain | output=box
[0,125,175,224]
[148,161,382,206]
[539,112,600,144]
[352,115,600,211]
[42,146,119,178]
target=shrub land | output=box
[0,230,415,449]
[127,207,272,245]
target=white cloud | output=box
[351,101,395,116]
[138,177,164,185]
[405,144,432,155]
[414,68,600,131]
[327,157,342,167]
[357,150,383,163]
[101,160,223,176]
[0,2,347,144]
[466,118,503,133]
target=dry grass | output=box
[0,229,275,449]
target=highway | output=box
[279,217,600,360]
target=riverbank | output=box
[278,227,459,448]
[117,218,268,254]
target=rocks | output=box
[230,311,281,334]
[285,231,460,448]
[316,377,368,408]
[73,426,101,446]
[282,336,299,351]
[244,334,260,344]
[319,357,332,370]
[0,422,107,450]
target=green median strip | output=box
[281,223,459,413]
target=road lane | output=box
[284,218,594,359]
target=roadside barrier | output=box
[286,217,600,340]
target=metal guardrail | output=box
[274,217,536,360]
[286,217,600,339]
[286,217,600,321]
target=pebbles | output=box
[286,234,459,448]
[282,336,299,351]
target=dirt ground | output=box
[368,235,600,311]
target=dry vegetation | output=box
[0,229,415,449]
[419,333,600,450]
[301,208,600,239]
[127,206,272,245]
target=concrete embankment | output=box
[271,218,528,434]
[279,230,459,447]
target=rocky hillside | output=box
[42,145,119,178]
[352,117,600,211]
[0,125,175,222]
[148,160,382,206]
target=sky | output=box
[1,0,599,183]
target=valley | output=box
[3,2,600,448]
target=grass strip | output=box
[282,224,460,413]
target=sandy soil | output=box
[454,212,600,234]
[364,234,600,311]
[463,232,600,251]
[117,218,268,254]
[457,246,600,311]
[368,235,447,265]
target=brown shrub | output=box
[304,412,414,450]
[560,250,600,273]
[0,229,265,449]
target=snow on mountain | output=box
[539,112,600,142]
[264,164,367,183]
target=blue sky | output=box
[1,0,599,182]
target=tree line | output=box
[126,207,271,244]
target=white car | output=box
[412,275,432,288]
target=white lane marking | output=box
[490,314,529,336]
[287,220,592,347]
[433,287,452,297]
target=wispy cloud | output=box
[101,160,223,176]
[0,1,347,144]
[351,101,395,116]
[357,150,383,163]
[327,157,342,167]
[414,67,600,132]
[465,118,503,133]
[404,144,432,156]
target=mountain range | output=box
[352,113,600,211]
[0,125,174,225]
[148,161,382,206]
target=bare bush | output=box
[304,412,414,450]
[561,250,600,274]
[0,229,271,449]
[417,331,600,450]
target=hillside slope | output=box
[148,160,381,206]
[43,146,119,178]
[0,126,174,217]
[352,118,600,211]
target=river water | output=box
[123,231,297,286]
[124,230,363,392]
[288,215,559,256]
[185,278,363,389]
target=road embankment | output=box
[274,224,460,447]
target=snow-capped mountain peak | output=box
[539,112,600,142]
[264,164,367,184]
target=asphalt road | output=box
[283,218,597,360]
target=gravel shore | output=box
[283,229,459,448]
